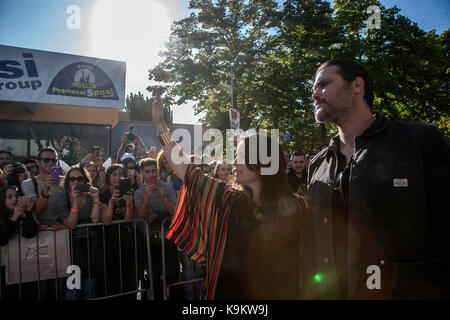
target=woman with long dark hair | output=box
[152,89,306,299]
[50,166,101,299]
[99,164,136,298]
[0,186,39,300]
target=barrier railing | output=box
[160,217,204,300]
[0,219,154,300]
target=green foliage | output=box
[148,0,449,155]
[125,92,173,123]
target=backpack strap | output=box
[32,178,39,197]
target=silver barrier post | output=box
[117,223,123,294]
[102,224,107,296]
[86,225,91,299]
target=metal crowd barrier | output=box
[160,217,205,300]
[0,219,154,300]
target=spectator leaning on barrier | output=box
[50,166,102,300]
[306,58,450,299]
[135,158,176,230]
[0,186,39,300]
[134,157,178,299]
[100,164,136,298]
[21,147,63,230]
[0,186,38,246]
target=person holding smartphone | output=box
[0,186,38,245]
[99,164,136,298]
[134,157,177,299]
[21,147,63,230]
[49,166,101,300]
[0,186,39,300]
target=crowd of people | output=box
[0,59,449,300]
[0,127,313,300]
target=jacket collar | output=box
[360,112,389,137]
[323,112,389,158]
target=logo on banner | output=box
[47,62,119,100]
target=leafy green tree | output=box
[332,0,449,135]
[148,0,449,157]
[148,0,281,134]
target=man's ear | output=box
[352,76,365,95]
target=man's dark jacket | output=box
[304,112,450,299]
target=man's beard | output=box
[315,94,354,125]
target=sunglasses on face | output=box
[39,158,58,164]
[68,177,85,182]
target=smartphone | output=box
[148,176,158,186]
[74,184,91,193]
[17,196,27,208]
[119,177,131,196]
[91,146,100,157]
[50,166,61,185]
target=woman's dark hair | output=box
[37,147,57,160]
[240,134,294,206]
[0,186,17,225]
[63,166,91,208]
[63,166,91,192]
[122,157,138,171]
[104,164,127,187]
[317,59,374,110]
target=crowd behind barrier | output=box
[0,128,313,301]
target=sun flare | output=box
[89,0,172,96]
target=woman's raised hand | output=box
[152,88,165,130]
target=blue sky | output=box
[0,0,448,124]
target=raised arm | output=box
[152,88,189,182]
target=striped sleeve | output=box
[166,164,237,299]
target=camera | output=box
[126,127,136,142]
[7,163,25,187]
[11,162,26,174]
[65,137,78,144]
[91,146,100,157]
[74,184,91,193]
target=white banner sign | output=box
[0,45,126,109]
[1,229,70,285]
